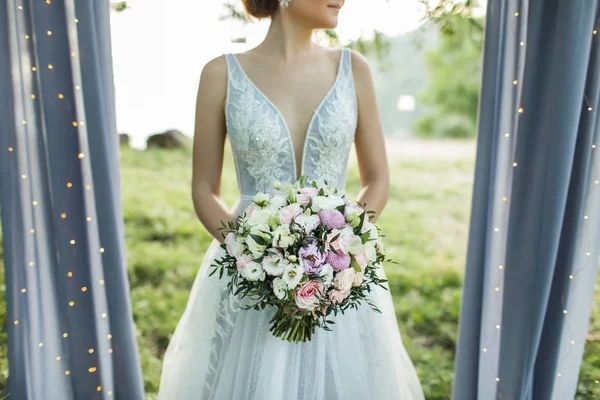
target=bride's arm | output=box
[349,50,390,224]
[191,55,236,244]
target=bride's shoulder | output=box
[346,48,371,79]
[200,54,228,81]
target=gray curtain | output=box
[453,0,600,399]
[0,1,144,399]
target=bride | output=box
[157,0,424,399]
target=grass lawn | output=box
[0,141,598,399]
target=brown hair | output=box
[241,0,279,19]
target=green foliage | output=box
[414,14,484,138]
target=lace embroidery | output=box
[304,50,358,189]
[226,55,292,193]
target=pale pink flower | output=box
[334,268,356,292]
[294,280,324,311]
[329,289,350,304]
[279,204,302,225]
[235,254,253,273]
[354,251,369,270]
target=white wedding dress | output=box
[157,48,425,400]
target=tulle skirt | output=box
[157,200,425,400]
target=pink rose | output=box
[297,187,319,205]
[294,280,324,311]
[329,289,350,304]
[235,254,253,273]
[354,251,368,270]
[279,204,302,225]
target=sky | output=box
[109,0,429,148]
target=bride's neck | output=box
[256,12,316,61]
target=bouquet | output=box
[210,176,393,343]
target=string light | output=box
[48,64,53,69]
[47,30,52,36]
[67,271,73,277]
[31,94,35,99]
[56,356,61,361]
[517,107,524,113]
[25,34,30,39]
[58,93,64,99]
[89,349,94,354]
[8,147,13,151]
[513,80,518,85]
[81,287,87,292]
[78,152,84,159]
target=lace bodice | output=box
[224,48,357,210]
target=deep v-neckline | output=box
[229,48,345,180]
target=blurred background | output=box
[0,1,598,398]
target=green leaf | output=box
[249,233,266,246]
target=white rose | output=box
[253,192,270,206]
[361,220,379,240]
[273,224,295,249]
[319,263,334,287]
[334,268,356,292]
[272,278,287,300]
[310,196,330,213]
[294,213,320,233]
[282,262,304,289]
[270,194,288,210]
[243,261,266,281]
[248,208,271,227]
[347,235,366,255]
[246,234,267,258]
[338,226,356,254]
[262,254,286,277]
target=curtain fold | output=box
[453,0,600,399]
[0,1,144,399]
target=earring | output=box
[279,0,291,8]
